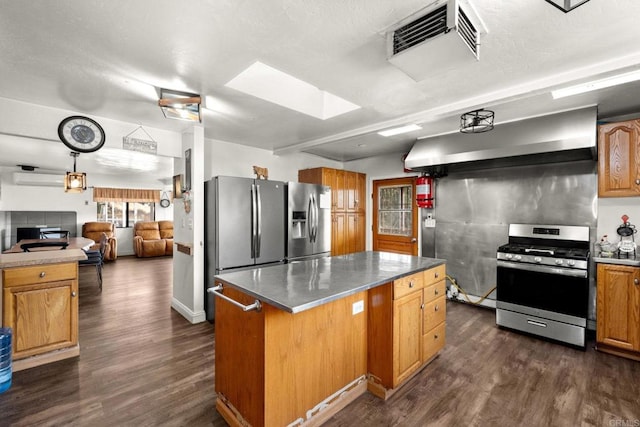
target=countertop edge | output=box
[593,256,640,267]
[0,249,87,268]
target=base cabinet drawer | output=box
[423,322,446,362]
[423,295,446,331]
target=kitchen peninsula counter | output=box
[213,251,446,427]
[1,249,86,371]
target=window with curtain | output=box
[94,187,160,227]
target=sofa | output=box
[133,221,173,257]
[82,221,118,261]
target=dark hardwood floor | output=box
[1,257,639,426]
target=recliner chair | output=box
[82,222,118,261]
[133,221,173,257]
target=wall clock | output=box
[57,116,106,153]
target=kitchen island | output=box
[213,251,446,426]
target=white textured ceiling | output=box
[1,0,640,176]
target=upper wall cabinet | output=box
[598,119,640,197]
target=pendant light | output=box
[460,109,495,134]
[64,151,87,193]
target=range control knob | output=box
[514,255,522,261]
[555,259,563,265]
[506,253,513,259]
[567,260,576,266]
[534,256,542,263]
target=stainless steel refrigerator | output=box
[205,176,286,322]
[287,182,331,262]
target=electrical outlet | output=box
[424,218,436,228]
[352,300,364,315]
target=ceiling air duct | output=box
[386,0,486,82]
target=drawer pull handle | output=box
[207,284,262,312]
[409,280,414,288]
[434,289,439,295]
[39,272,46,278]
[434,305,439,311]
[434,334,439,340]
[527,319,547,328]
[71,291,77,297]
[434,272,439,278]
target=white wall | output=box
[597,197,640,245]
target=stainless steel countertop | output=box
[214,251,446,313]
[593,254,640,267]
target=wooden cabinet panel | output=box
[332,212,346,256]
[596,264,640,355]
[424,264,446,287]
[393,290,423,386]
[2,263,79,362]
[335,169,346,211]
[423,321,446,362]
[424,280,446,304]
[423,295,446,332]
[346,213,365,254]
[598,120,640,197]
[368,264,447,398]
[393,271,424,300]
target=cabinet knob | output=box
[435,288,439,295]
[434,334,439,340]
[409,280,414,288]
[434,272,439,278]
[635,278,639,285]
[39,271,46,278]
[636,179,640,185]
[421,303,425,310]
[71,291,77,297]
[434,305,439,312]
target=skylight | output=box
[224,61,360,120]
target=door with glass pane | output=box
[373,177,418,255]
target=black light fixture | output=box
[544,0,590,13]
[158,88,202,122]
[460,109,495,134]
[64,151,87,193]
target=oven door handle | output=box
[497,260,587,278]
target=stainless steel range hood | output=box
[404,107,597,173]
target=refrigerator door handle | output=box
[308,194,314,243]
[251,183,257,259]
[312,194,318,243]
[256,184,262,258]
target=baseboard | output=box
[171,298,206,324]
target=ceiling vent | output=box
[387,0,485,81]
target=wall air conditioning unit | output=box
[13,172,64,187]
[387,0,486,82]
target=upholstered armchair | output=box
[133,221,173,257]
[82,221,118,261]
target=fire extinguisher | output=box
[416,174,434,208]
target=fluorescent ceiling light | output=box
[377,124,422,137]
[552,70,640,99]
[225,61,360,120]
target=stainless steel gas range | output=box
[495,224,590,348]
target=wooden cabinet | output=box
[367,264,446,398]
[299,167,366,255]
[2,262,79,370]
[598,119,640,197]
[596,263,640,360]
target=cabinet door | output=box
[346,171,357,212]
[345,213,366,254]
[4,280,78,359]
[596,264,640,351]
[393,290,422,386]
[332,212,346,256]
[356,173,366,213]
[335,169,346,211]
[598,120,640,197]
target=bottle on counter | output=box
[0,327,12,394]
